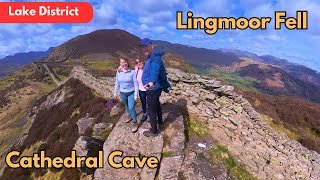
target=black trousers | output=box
[146,88,163,134]
[139,90,147,114]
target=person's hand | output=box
[134,96,138,101]
[114,94,120,100]
[145,82,154,89]
[117,66,122,73]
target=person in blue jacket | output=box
[140,38,171,137]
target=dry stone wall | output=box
[67,66,115,98]
[162,68,320,180]
[68,66,320,179]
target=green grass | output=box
[97,128,112,141]
[93,91,107,99]
[183,64,196,74]
[70,108,80,119]
[56,73,67,81]
[51,67,67,81]
[261,115,299,140]
[42,73,54,84]
[209,145,256,180]
[0,66,34,90]
[307,128,320,139]
[161,151,172,158]
[86,60,118,71]
[139,153,146,159]
[200,69,260,92]
[187,118,208,137]
[0,75,15,90]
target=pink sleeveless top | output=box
[135,67,146,91]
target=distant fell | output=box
[154,40,242,66]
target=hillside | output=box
[221,49,320,86]
[242,91,320,152]
[0,47,53,77]
[154,40,242,66]
[0,64,57,175]
[154,43,320,102]
[48,29,141,61]
[236,62,320,102]
[38,29,188,78]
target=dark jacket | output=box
[142,49,171,92]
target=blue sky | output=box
[0,0,319,72]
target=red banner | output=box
[0,2,93,23]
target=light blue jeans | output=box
[120,91,137,122]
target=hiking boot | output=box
[125,118,132,123]
[140,114,148,122]
[158,123,165,132]
[131,123,139,133]
[143,130,158,137]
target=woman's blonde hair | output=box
[119,55,131,68]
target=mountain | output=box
[220,49,320,86]
[259,55,320,86]
[41,29,188,78]
[154,40,242,66]
[157,44,320,102]
[0,47,53,77]
[219,48,261,61]
[231,62,320,102]
[48,29,141,61]
[0,47,53,64]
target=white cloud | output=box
[191,0,233,16]
[138,11,173,25]
[154,26,172,35]
[182,34,193,39]
[93,2,118,25]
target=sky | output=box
[0,0,319,72]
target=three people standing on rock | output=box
[113,38,171,137]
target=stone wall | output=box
[162,68,320,180]
[67,66,115,98]
[68,66,320,179]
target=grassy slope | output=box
[0,65,57,175]
[243,92,320,153]
[1,78,123,179]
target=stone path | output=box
[94,107,164,180]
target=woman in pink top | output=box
[135,57,148,122]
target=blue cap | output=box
[139,38,152,46]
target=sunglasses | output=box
[136,60,143,64]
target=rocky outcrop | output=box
[161,68,320,180]
[67,66,320,179]
[77,113,95,136]
[74,136,104,174]
[92,122,113,141]
[94,107,164,180]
